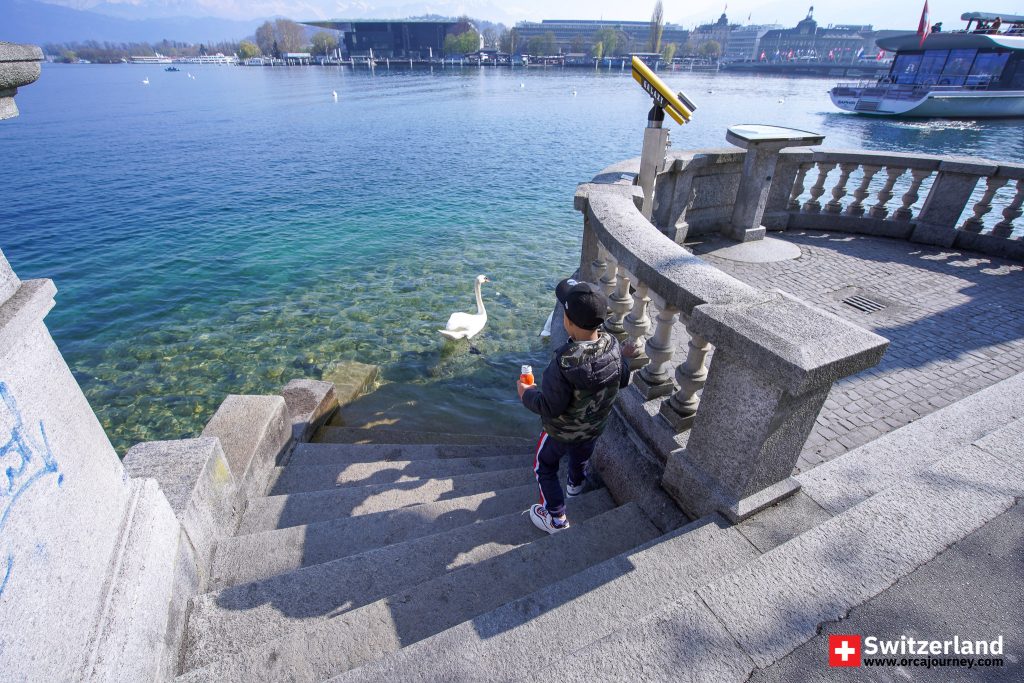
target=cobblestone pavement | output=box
[694,230,1024,474]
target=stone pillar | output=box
[661,293,888,522]
[724,126,824,243]
[0,42,43,120]
[911,159,998,247]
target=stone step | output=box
[316,426,536,449]
[182,489,616,672]
[534,422,1024,682]
[287,441,532,467]
[329,411,1024,683]
[236,467,534,535]
[328,516,758,683]
[176,503,660,683]
[212,484,541,588]
[265,453,529,496]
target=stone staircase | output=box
[174,421,661,681]
[171,370,1023,682]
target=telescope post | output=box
[638,105,669,220]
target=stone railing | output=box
[651,146,1024,261]
[575,174,889,522]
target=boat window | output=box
[915,50,949,84]
[892,53,923,84]
[966,52,1010,85]
[938,49,977,86]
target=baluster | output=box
[802,162,836,214]
[659,326,712,432]
[598,248,617,297]
[590,247,607,285]
[868,166,906,219]
[962,176,1009,233]
[604,266,632,339]
[846,164,881,216]
[893,169,933,221]
[635,302,680,399]
[623,281,652,370]
[825,163,858,214]
[992,179,1024,239]
[787,163,811,211]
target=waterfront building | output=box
[301,19,475,59]
[514,19,689,55]
[724,24,782,62]
[687,13,737,56]
[758,9,872,62]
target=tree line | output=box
[45,40,244,64]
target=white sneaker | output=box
[566,479,585,497]
[529,504,570,534]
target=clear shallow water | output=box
[2,64,1022,452]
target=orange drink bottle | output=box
[520,365,534,385]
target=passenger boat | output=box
[830,11,1024,117]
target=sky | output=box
[43,0,1024,28]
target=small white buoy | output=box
[142,77,149,85]
[332,90,338,101]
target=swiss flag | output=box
[829,634,862,667]
[918,1,931,46]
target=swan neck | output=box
[474,281,486,315]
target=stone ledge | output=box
[79,478,182,682]
[689,290,889,395]
[281,379,338,443]
[123,437,241,589]
[0,279,56,349]
[322,361,379,409]
[201,395,289,499]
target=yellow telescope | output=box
[631,56,696,125]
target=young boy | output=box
[517,278,637,534]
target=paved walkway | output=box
[692,230,1024,475]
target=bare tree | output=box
[649,1,665,53]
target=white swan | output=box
[142,77,149,85]
[439,275,490,340]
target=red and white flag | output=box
[918,1,931,46]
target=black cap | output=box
[556,278,608,330]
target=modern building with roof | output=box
[300,19,476,58]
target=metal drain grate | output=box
[842,295,886,313]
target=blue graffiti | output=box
[0,381,62,597]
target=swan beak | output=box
[483,277,491,283]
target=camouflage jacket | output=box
[521,331,631,444]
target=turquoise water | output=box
[2,64,1022,452]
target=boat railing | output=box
[572,164,887,520]
[833,81,995,98]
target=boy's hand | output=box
[517,380,532,400]
[622,341,643,359]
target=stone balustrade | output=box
[650,145,1024,261]
[575,174,889,522]
[0,42,43,120]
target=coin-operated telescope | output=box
[630,56,697,219]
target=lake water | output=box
[2,64,1022,452]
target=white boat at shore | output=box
[830,11,1024,118]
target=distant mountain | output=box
[28,0,524,24]
[0,0,266,44]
